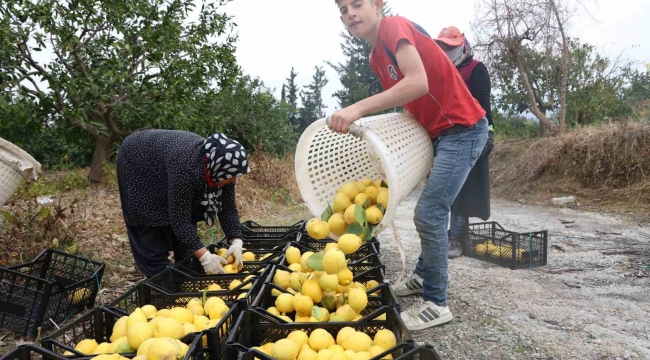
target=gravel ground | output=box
[377,184,650,360]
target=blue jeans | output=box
[413,118,488,305]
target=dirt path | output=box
[377,184,650,360]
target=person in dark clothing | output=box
[116,129,251,277]
[435,27,494,258]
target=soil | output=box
[378,184,650,359]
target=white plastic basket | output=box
[0,138,41,207]
[295,113,434,238]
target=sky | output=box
[221,0,650,113]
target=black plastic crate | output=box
[281,241,382,268]
[0,249,105,337]
[226,307,413,360]
[40,307,203,359]
[464,222,548,270]
[297,231,382,251]
[0,344,68,360]
[108,281,241,360]
[145,268,263,308]
[240,220,304,239]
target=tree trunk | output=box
[89,135,112,184]
[513,52,557,134]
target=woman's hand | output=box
[224,238,244,269]
[328,105,363,134]
[198,251,228,274]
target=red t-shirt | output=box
[369,16,486,138]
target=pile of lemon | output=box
[254,327,396,360]
[74,296,234,359]
[306,179,388,240]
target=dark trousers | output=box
[117,150,190,278]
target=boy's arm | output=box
[328,39,429,134]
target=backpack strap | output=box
[381,21,432,68]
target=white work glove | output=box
[199,252,227,274]
[224,238,244,269]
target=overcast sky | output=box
[222,0,650,113]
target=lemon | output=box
[127,321,153,350]
[342,331,372,352]
[305,218,319,235]
[365,206,383,225]
[316,307,330,322]
[348,286,368,313]
[223,264,238,274]
[373,329,397,351]
[275,293,295,313]
[242,252,255,261]
[298,343,318,360]
[272,338,301,360]
[170,307,193,324]
[286,246,302,265]
[365,186,379,203]
[274,269,291,289]
[343,204,357,225]
[177,340,189,358]
[74,339,98,354]
[337,233,362,254]
[300,251,315,272]
[229,279,242,290]
[289,263,303,272]
[354,192,370,207]
[377,188,388,209]
[153,317,184,339]
[319,274,339,292]
[155,309,171,318]
[355,181,367,193]
[322,248,346,275]
[373,313,387,321]
[294,294,314,316]
[140,304,157,318]
[182,323,198,336]
[203,297,225,315]
[208,303,230,320]
[366,280,379,292]
[290,271,307,292]
[126,308,147,330]
[261,342,275,355]
[361,178,373,186]
[148,338,180,360]
[287,330,309,348]
[336,327,356,345]
[351,351,372,360]
[369,345,392,359]
[335,304,357,321]
[136,338,157,356]
[328,213,348,236]
[309,328,335,352]
[267,306,281,316]
[278,315,293,322]
[114,342,135,354]
[333,192,352,213]
[336,267,353,286]
[91,342,110,355]
[110,317,128,342]
[316,349,333,360]
[107,337,129,353]
[295,315,311,322]
[309,220,330,240]
[324,242,339,253]
[339,183,359,200]
[301,279,323,303]
[193,315,210,331]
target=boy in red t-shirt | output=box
[329,0,488,330]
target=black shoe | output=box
[448,236,463,259]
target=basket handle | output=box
[325,117,365,138]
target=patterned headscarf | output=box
[200,133,251,226]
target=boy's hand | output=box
[328,105,363,134]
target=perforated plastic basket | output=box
[0,138,41,207]
[295,114,433,239]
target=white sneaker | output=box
[392,274,424,297]
[400,300,453,330]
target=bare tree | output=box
[473,0,585,134]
